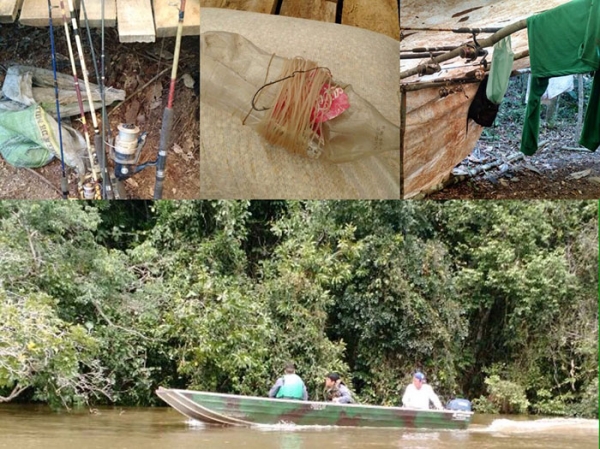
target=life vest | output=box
[275,374,305,400]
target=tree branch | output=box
[0,384,28,403]
[401,19,528,80]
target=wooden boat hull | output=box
[156,387,474,429]
[401,0,573,197]
[402,83,483,197]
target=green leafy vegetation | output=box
[0,200,596,418]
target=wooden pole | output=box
[400,19,528,80]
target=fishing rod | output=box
[153,0,187,199]
[66,0,104,199]
[100,0,116,199]
[80,0,115,199]
[58,0,99,199]
[47,0,68,199]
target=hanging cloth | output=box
[486,36,515,104]
[521,0,600,155]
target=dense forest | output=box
[0,200,597,418]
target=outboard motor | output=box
[446,398,472,411]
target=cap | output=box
[414,371,425,381]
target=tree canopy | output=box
[0,200,596,417]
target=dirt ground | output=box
[0,22,199,200]
[427,75,600,200]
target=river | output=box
[0,404,597,449]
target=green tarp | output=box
[521,0,600,155]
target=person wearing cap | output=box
[268,362,309,400]
[324,372,355,404]
[401,371,444,410]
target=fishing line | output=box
[250,66,332,112]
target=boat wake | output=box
[255,423,338,432]
[473,418,599,434]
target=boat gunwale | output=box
[163,387,475,418]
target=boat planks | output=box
[402,83,483,198]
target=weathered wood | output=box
[154,0,200,37]
[0,0,23,23]
[400,19,527,79]
[200,0,277,14]
[342,0,399,40]
[78,0,116,28]
[402,83,483,198]
[116,0,155,42]
[279,0,333,22]
[20,0,79,26]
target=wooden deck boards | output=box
[153,0,200,37]
[279,0,335,22]
[199,0,399,39]
[200,1,277,15]
[0,0,23,23]
[78,0,116,28]
[16,0,200,41]
[20,0,79,26]
[116,0,155,42]
[342,0,399,40]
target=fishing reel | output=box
[110,123,151,181]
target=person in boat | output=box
[401,371,444,410]
[268,362,309,401]
[324,372,355,404]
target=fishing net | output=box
[201,31,400,163]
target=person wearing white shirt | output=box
[402,371,444,410]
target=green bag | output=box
[486,36,514,105]
[0,106,55,168]
[0,104,86,173]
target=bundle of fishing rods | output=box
[47,0,187,200]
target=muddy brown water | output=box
[0,404,597,449]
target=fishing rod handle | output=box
[153,107,174,199]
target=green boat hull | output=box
[156,387,473,430]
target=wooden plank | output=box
[19,0,80,27]
[116,0,155,42]
[78,0,116,28]
[154,0,199,37]
[199,0,277,15]
[342,0,399,40]
[325,0,335,22]
[279,0,333,22]
[0,0,23,23]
